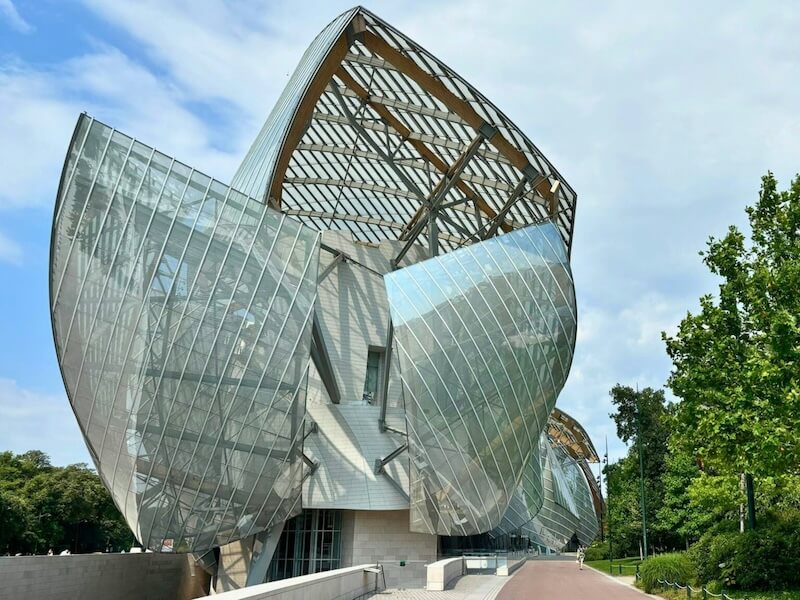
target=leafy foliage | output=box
[639,552,695,593]
[584,540,609,561]
[0,451,132,554]
[664,173,800,477]
[688,513,800,591]
[605,385,683,556]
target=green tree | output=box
[664,173,800,478]
[0,451,133,554]
[606,385,680,555]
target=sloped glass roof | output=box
[233,6,577,256]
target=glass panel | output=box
[50,116,321,552]
[521,432,599,551]
[384,222,577,536]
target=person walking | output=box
[577,545,585,570]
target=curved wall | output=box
[50,116,319,551]
[384,222,577,535]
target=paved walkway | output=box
[496,557,655,600]
[377,573,508,600]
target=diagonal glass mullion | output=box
[237,363,311,544]
[395,265,513,519]
[62,136,137,400]
[212,240,321,545]
[101,164,201,498]
[420,252,538,478]
[447,249,538,494]
[480,239,564,440]
[525,226,577,327]
[431,257,530,472]
[413,259,523,479]
[389,291,492,532]
[161,215,306,545]
[95,175,228,480]
[53,116,95,228]
[506,229,575,374]
[76,145,157,435]
[396,389,453,535]
[130,192,277,546]
[88,155,177,480]
[163,218,305,536]
[233,335,316,543]
[53,125,115,318]
[125,176,226,543]
[393,350,474,536]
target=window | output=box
[362,349,384,404]
[267,510,342,582]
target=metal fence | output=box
[658,578,745,599]
[608,563,640,578]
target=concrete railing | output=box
[426,556,465,591]
[200,564,382,600]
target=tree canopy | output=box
[664,173,800,476]
[0,450,132,555]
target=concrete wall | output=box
[198,564,377,600]
[216,538,254,592]
[340,509,437,589]
[426,557,464,591]
[0,553,209,600]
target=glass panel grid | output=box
[50,114,321,552]
[384,222,577,536]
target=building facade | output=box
[49,6,600,590]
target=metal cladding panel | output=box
[230,7,357,200]
[50,115,320,552]
[384,222,577,536]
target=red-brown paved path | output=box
[496,557,653,600]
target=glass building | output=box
[49,6,600,591]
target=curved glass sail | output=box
[50,115,320,552]
[384,222,577,535]
[524,434,599,551]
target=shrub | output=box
[688,529,738,587]
[639,553,695,593]
[687,513,800,591]
[584,540,609,561]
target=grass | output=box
[658,589,800,600]
[584,556,641,576]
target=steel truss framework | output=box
[232,7,577,258]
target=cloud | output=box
[0,45,244,213]
[0,378,89,466]
[0,230,22,264]
[0,64,82,211]
[2,0,800,469]
[0,0,32,33]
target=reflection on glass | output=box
[384,222,577,535]
[523,433,599,551]
[50,115,320,552]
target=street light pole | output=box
[636,390,648,559]
[604,437,613,573]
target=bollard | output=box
[687,585,691,598]
[702,589,707,599]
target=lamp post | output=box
[636,392,648,559]
[604,438,612,573]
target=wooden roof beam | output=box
[361,31,556,204]
[334,67,512,232]
[266,18,367,207]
